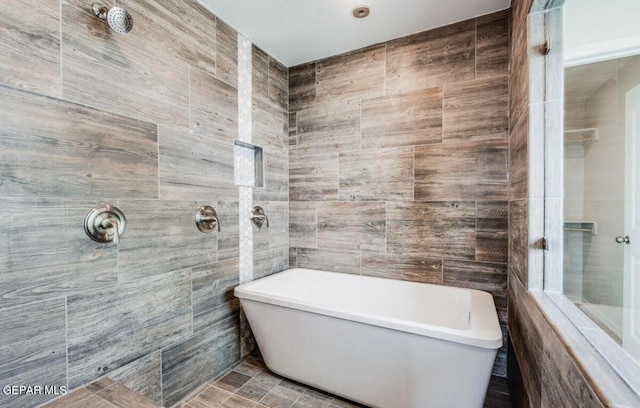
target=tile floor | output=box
[177,356,365,408]
[43,376,162,408]
[177,356,513,408]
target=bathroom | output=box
[0,0,638,407]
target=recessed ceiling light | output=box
[352,5,370,19]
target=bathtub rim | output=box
[235,268,502,350]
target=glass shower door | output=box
[623,84,640,361]
[563,56,640,364]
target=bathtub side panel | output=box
[241,299,496,408]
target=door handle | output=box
[615,235,631,245]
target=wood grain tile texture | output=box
[386,20,475,94]
[162,315,240,407]
[106,352,163,404]
[317,202,386,252]
[159,125,237,201]
[315,45,386,104]
[387,202,476,259]
[42,389,115,408]
[0,85,158,198]
[117,0,217,76]
[415,140,509,201]
[61,3,189,127]
[192,258,240,333]
[96,382,162,408]
[509,199,529,287]
[361,254,443,284]
[117,200,218,281]
[0,0,286,405]
[67,270,192,388]
[253,98,287,155]
[510,109,529,200]
[295,248,361,275]
[289,154,339,201]
[295,101,360,157]
[0,0,60,97]
[216,18,238,88]
[253,248,288,280]
[43,377,162,408]
[254,152,289,202]
[339,148,414,201]
[0,299,67,408]
[190,67,238,142]
[269,57,288,110]
[508,275,544,408]
[443,76,509,142]
[289,63,316,112]
[252,46,269,102]
[476,201,509,263]
[540,329,605,408]
[361,87,443,149]
[0,198,117,308]
[289,202,317,248]
[476,11,510,79]
[268,202,290,250]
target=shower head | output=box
[92,3,133,34]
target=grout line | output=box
[474,18,478,79]
[59,0,63,97]
[188,65,192,130]
[383,44,387,96]
[156,125,161,199]
[65,296,70,392]
[412,146,416,202]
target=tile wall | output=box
[0,0,288,407]
[288,10,510,377]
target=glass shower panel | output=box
[564,55,640,363]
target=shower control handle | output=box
[250,206,269,228]
[195,206,220,233]
[615,235,631,245]
[84,205,126,244]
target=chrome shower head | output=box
[92,3,133,34]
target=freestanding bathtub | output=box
[234,268,502,408]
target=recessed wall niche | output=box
[234,140,264,187]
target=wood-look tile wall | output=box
[288,10,510,377]
[0,1,287,407]
[507,1,609,407]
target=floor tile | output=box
[188,385,234,408]
[217,371,253,393]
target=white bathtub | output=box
[234,268,502,408]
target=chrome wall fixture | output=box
[195,205,220,233]
[92,3,134,34]
[250,206,269,229]
[84,205,126,244]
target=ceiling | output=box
[197,0,511,67]
[564,0,640,66]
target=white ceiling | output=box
[564,0,640,66]
[198,0,511,67]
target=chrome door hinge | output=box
[533,237,549,251]
[541,237,550,251]
[542,38,552,55]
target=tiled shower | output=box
[0,0,288,406]
[1,0,616,407]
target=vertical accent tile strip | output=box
[237,34,254,357]
[238,34,253,285]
